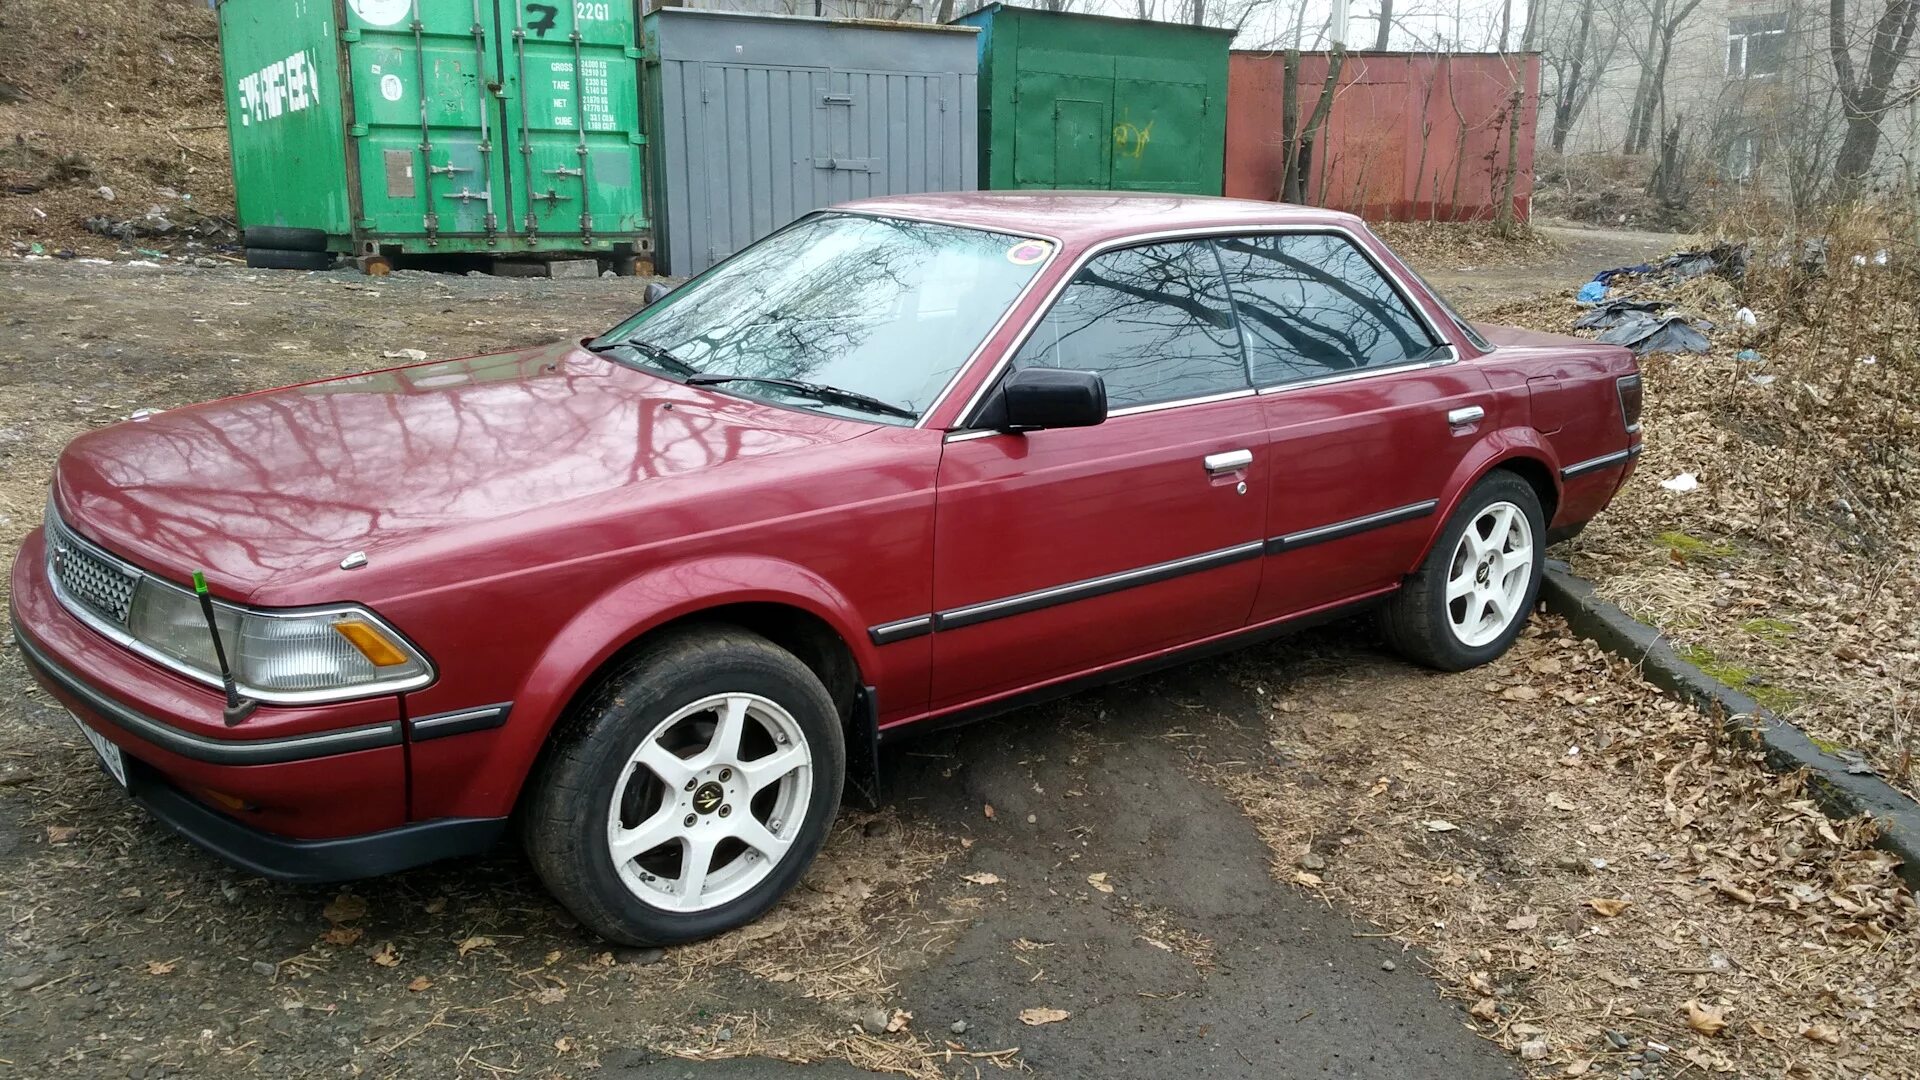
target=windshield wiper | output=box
[685,374,918,421]
[588,338,701,378]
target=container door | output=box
[501,0,647,244]
[345,0,507,239]
[1111,78,1208,193]
[1013,72,1110,188]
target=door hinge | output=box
[349,122,369,137]
[342,28,362,41]
[623,45,644,59]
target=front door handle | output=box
[1447,405,1486,427]
[1203,449,1253,474]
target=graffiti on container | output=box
[236,50,321,128]
[1113,119,1154,161]
[527,3,559,36]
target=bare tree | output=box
[1829,0,1920,192]
[1373,0,1393,49]
[1623,0,1708,155]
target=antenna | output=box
[193,571,258,727]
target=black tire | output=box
[245,247,334,271]
[242,225,329,252]
[1381,470,1546,672]
[521,626,845,946]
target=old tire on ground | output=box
[245,247,334,271]
[242,226,328,252]
[1381,470,1545,672]
[521,626,845,945]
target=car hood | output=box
[52,342,873,601]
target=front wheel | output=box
[1382,471,1545,671]
[521,627,845,945]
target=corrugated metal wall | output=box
[1224,52,1539,223]
[645,10,979,275]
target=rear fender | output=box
[1405,429,1561,576]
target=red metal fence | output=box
[1224,51,1540,223]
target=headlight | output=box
[125,584,430,699]
[46,507,431,704]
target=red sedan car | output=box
[11,194,1639,944]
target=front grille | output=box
[48,517,139,627]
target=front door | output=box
[929,240,1268,711]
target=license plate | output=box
[71,715,127,789]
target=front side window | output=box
[1009,241,1246,410]
[1215,233,1436,387]
[598,214,1049,424]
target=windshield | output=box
[597,213,1052,424]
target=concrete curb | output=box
[1538,562,1920,885]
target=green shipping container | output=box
[217,0,650,260]
[956,4,1231,196]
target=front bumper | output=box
[10,526,504,879]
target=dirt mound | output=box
[0,0,234,258]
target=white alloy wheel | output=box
[605,692,813,914]
[1444,500,1535,648]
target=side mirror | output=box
[642,281,672,307]
[1000,367,1107,430]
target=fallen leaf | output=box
[145,959,177,976]
[1086,872,1114,894]
[46,826,77,844]
[323,893,368,925]
[1019,1007,1070,1026]
[422,897,448,915]
[1545,792,1577,812]
[554,1036,577,1054]
[1365,776,1390,797]
[1506,913,1540,931]
[1799,1021,1841,1044]
[407,976,432,992]
[533,986,567,1005]
[369,942,400,967]
[321,927,364,947]
[886,1008,912,1033]
[1423,819,1459,833]
[983,803,996,820]
[1587,897,1630,918]
[1292,870,1324,887]
[961,872,1002,886]
[457,935,495,957]
[1500,684,1542,702]
[1684,999,1728,1036]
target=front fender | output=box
[512,554,878,742]
[1405,428,1561,575]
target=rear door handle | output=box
[1447,405,1485,427]
[1203,449,1253,473]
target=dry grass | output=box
[1372,219,1559,269]
[1464,202,1920,796]
[0,0,233,256]
[1210,622,1920,1077]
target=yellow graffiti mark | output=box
[1113,119,1155,160]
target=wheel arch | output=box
[1407,434,1561,576]
[500,557,879,812]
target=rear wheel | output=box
[522,627,844,945]
[1382,471,1544,671]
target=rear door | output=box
[928,240,1268,711]
[1216,231,1490,621]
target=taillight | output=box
[1616,374,1643,433]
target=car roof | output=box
[830,191,1367,247]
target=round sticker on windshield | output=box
[1006,241,1049,265]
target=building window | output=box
[1728,13,1788,78]
[1727,134,1759,180]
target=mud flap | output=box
[844,685,883,810]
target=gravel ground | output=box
[3,233,1909,1079]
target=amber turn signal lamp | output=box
[332,620,412,667]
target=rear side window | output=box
[1010,241,1246,410]
[1215,234,1436,387]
